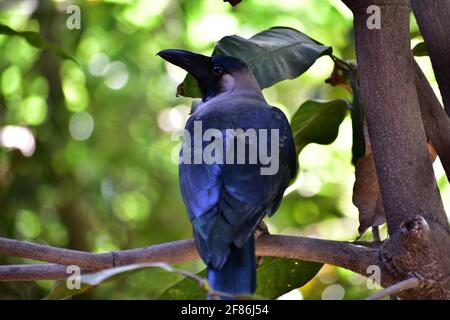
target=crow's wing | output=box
[179,101,296,268]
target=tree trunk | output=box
[343,0,450,299]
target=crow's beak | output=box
[157,49,212,83]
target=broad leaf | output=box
[159,258,322,300]
[255,258,322,299]
[213,27,332,89]
[159,270,207,300]
[180,27,332,97]
[45,280,91,300]
[0,24,76,62]
[291,99,349,154]
[412,42,428,56]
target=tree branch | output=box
[366,277,420,300]
[411,0,450,117]
[0,235,378,281]
[414,58,450,180]
[343,0,450,299]
[0,264,93,281]
[343,0,447,234]
[0,237,113,269]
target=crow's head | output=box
[158,49,255,102]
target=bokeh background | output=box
[0,0,448,299]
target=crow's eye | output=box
[212,64,223,76]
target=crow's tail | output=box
[207,237,256,299]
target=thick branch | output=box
[414,59,450,180]
[343,0,447,233]
[411,0,450,117]
[0,235,378,281]
[0,237,197,270]
[343,0,450,299]
[0,264,94,281]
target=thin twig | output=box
[366,277,420,300]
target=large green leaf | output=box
[213,27,332,88]
[45,263,205,300]
[255,258,322,299]
[159,269,207,300]
[291,99,349,154]
[180,27,332,98]
[159,258,322,300]
[0,24,76,62]
[45,280,91,300]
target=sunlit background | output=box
[0,0,448,299]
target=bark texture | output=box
[411,0,450,117]
[414,59,450,180]
[0,235,378,281]
[343,0,450,299]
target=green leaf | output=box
[177,73,202,98]
[45,263,204,300]
[180,27,332,97]
[0,24,18,36]
[291,99,349,154]
[159,258,322,300]
[45,280,91,300]
[214,27,332,88]
[255,258,322,299]
[412,42,428,56]
[0,23,76,63]
[159,270,207,300]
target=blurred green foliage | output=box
[0,0,448,300]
